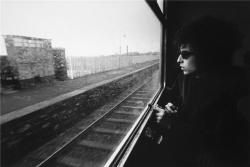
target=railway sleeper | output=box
[105,118,134,124]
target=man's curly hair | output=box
[174,16,243,71]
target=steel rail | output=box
[36,79,152,167]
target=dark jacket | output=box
[161,67,248,166]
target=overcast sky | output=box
[1,0,162,57]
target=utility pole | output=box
[126,45,128,56]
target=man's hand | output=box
[155,106,165,123]
[165,102,178,114]
[155,102,178,123]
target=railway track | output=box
[35,79,158,167]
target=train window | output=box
[1,0,162,166]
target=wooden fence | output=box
[66,54,159,79]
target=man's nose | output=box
[177,55,183,63]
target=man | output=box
[155,16,248,167]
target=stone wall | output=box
[0,63,159,166]
[2,35,55,88]
[52,48,68,81]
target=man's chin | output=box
[183,71,188,75]
[183,70,196,75]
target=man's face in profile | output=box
[177,44,197,75]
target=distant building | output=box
[0,35,67,90]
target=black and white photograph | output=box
[0,0,249,166]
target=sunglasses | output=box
[179,51,196,59]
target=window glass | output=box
[1,0,161,166]
[157,0,164,13]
